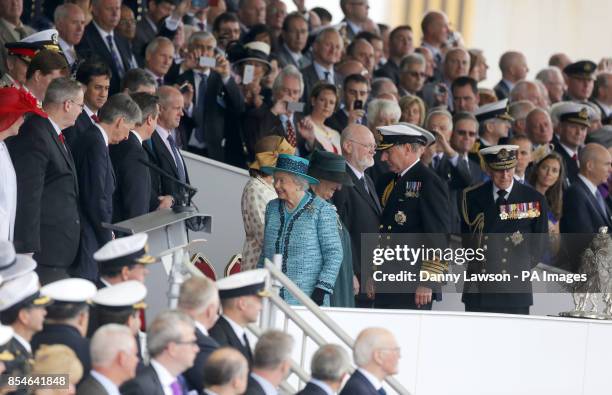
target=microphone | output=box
[138,158,197,213]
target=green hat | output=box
[261,154,319,184]
[307,151,354,186]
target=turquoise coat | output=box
[258,191,343,306]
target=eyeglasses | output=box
[348,139,377,151]
[68,99,85,110]
[455,130,477,137]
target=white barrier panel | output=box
[285,307,612,395]
[183,151,249,276]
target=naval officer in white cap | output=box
[376,122,450,310]
[209,269,270,367]
[31,278,97,375]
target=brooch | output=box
[394,211,407,225]
[510,231,523,246]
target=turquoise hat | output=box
[261,154,319,184]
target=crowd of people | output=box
[0,239,401,395]
[0,0,612,391]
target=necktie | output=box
[14,25,27,39]
[157,77,164,87]
[105,34,125,78]
[170,379,182,395]
[378,387,387,395]
[432,154,441,169]
[496,189,508,206]
[285,119,297,147]
[91,114,99,123]
[572,153,578,162]
[195,73,208,143]
[198,22,206,31]
[596,189,608,216]
[360,176,369,194]
[323,71,331,83]
[167,134,186,182]
[58,131,66,145]
[243,333,253,361]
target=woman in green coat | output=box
[308,151,357,307]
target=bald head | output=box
[203,347,249,390]
[549,53,571,70]
[509,80,544,107]
[580,143,612,186]
[336,60,366,80]
[444,48,470,81]
[499,51,528,82]
[421,11,449,47]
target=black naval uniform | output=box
[209,316,253,366]
[461,180,549,314]
[31,323,91,375]
[375,160,451,309]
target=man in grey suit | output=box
[244,330,293,395]
[339,0,369,41]
[300,27,344,101]
[276,12,310,69]
[296,345,351,395]
[0,0,35,75]
[77,324,139,395]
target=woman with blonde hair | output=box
[32,344,83,395]
[241,136,295,270]
[399,94,426,126]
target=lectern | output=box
[105,209,212,317]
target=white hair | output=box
[367,99,401,130]
[90,324,136,367]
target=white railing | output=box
[246,256,411,395]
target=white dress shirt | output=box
[150,359,178,395]
[313,61,335,83]
[578,174,598,197]
[90,370,121,395]
[492,180,515,202]
[0,141,16,241]
[96,124,110,146]
[223,315,247,346]
[93,21,126,71]
[194,320,208,336]
[13,333,32,353]
[58,37,78,66]
[155,126,180,167]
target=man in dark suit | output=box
[333,124,381,307]
[8,77,83,284]
[375,123,450,310]
[120,310,197,395]
[0,271,51,389]
[55,3,86,70]
[242,66,316,159]
[325,73,369,133]
[340,328,399,395]
[428,111,484,234]
[71,93,141,281]
[494,51,528,100]
[297,344,350,395]
[175,31,244,162]
[143,36,175,88]
[300,27,343,101]
[110,92,167,222]
[461,145,549,314]
[210,270,269,366]
[76,0,137,94]
[64,59,111,151]
[146,85,191,201]
[178,277,222,393]
[77,323,140,395]
[133,0,177,64]
[276,12,310,69]
[244,330,292,395]
[339,0,369,41]
[553,105,590,185]
[374,25,413,86]
[561,143,612,272]
[32,277,98,376]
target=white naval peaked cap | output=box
[474,98,513,122]
[376,122,435,150]
[0,240,37,283]
[92,280,147,310]
[41,278,97,303]
[217,269,270,299]
[0,271,51,312]
[93,233,157,266]
[21,29,59,44]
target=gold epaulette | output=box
[462,182,486,245]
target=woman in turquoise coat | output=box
[258,154,343,306]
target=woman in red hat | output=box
[0,87,47,241]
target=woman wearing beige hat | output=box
[241,136,295,270]
[32,344,83,395]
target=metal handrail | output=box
[254,258,411,395]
